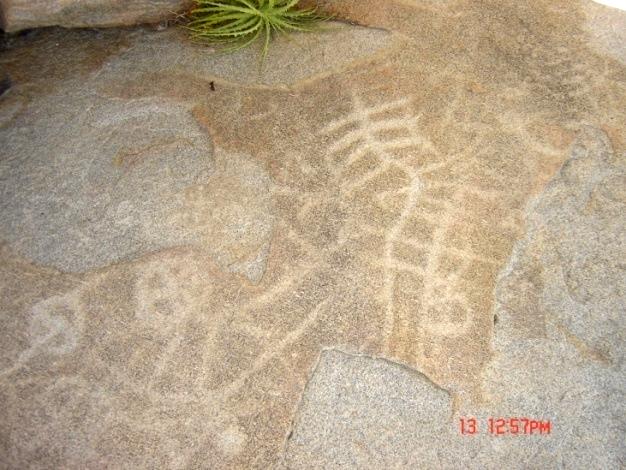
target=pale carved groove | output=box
[319,91,504,357]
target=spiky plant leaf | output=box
[186,0,331,60]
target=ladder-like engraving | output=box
[319,92,503,357]
[320,93,436,352]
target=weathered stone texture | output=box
[282,127,626,469]
[282,350,453,468]
[1,0,192,33]
[0,0,625,468]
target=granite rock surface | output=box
[0,0,191,33]
[0,1,625,468]
[282,126,626,469]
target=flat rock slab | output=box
[0,95,217,272]
[0,0,625,468]
[480,126,625,468]
[95,25,396,88]
[0,0,191,33]
[0,23,393,275]
[282,349,452,468]
[282,127,626,469]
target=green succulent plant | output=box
[186,0,330,59]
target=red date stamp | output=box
[459,417,551,436]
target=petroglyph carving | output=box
[416,186,503,341]
[1,291,83,378]
[321,94,436,194]
[315,90,519,371]
[319,92,486,351]
[28,294,81,356]
[134,257,198,326]
[2,2,625,466]
[221,298,329,398]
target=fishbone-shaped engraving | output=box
[1,291,83,378]
[320,94,434,350]
[321,94,437,195]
